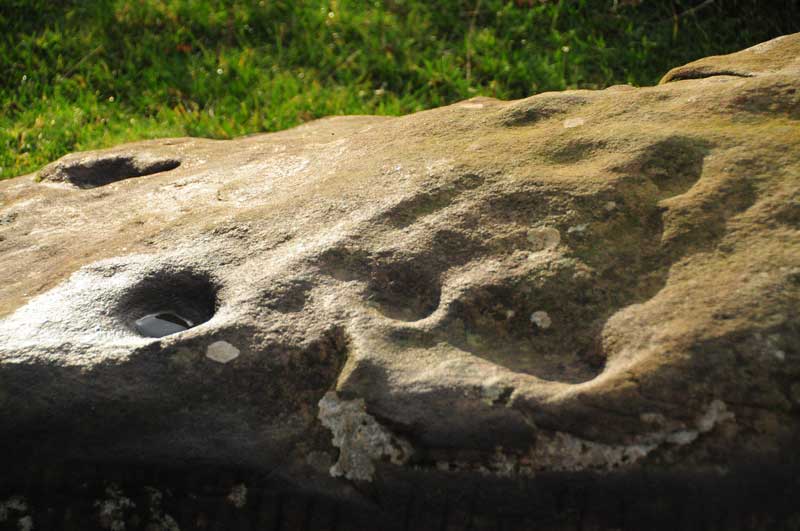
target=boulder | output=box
[0,34,799,530]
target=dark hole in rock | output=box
[40,154,181,188]
[134,312,193,338]
[117,271,218,338]
[367,266,441,322]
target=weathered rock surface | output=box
[1,34,799,529]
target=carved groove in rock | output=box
[662,69,754,82]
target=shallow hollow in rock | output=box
[37,153,181,188]
[116,270,218,338]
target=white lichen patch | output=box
[143,487,180,531]
[433,400,736,477]
[226,484,248,509]
[666,430,699,445]
[526,227,561,252]
[563,117,585,128]
[95,484,135,531]
[17,515,34,531]
[530,432,656,472]
[567,223,588,235]
[0,497,27,522]
[318,391,413,481]
[487,447,520,477]
[206,341,240,363]
[530,311,552,329]
[696,399,735,433]
[536,400,735,471]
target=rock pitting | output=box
[1,34,799,529]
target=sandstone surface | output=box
[1,34,799,530]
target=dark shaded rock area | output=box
[1,461,799,530]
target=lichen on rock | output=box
[95,485,135,531]
[0,496,28,523]
[317,391,413,481]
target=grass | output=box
[1,0,798,180]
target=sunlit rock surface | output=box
[1,34,799,530]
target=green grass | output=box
[1,0,798,180]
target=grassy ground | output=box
[1,0,798,180]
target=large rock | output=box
[0,34,799,529]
